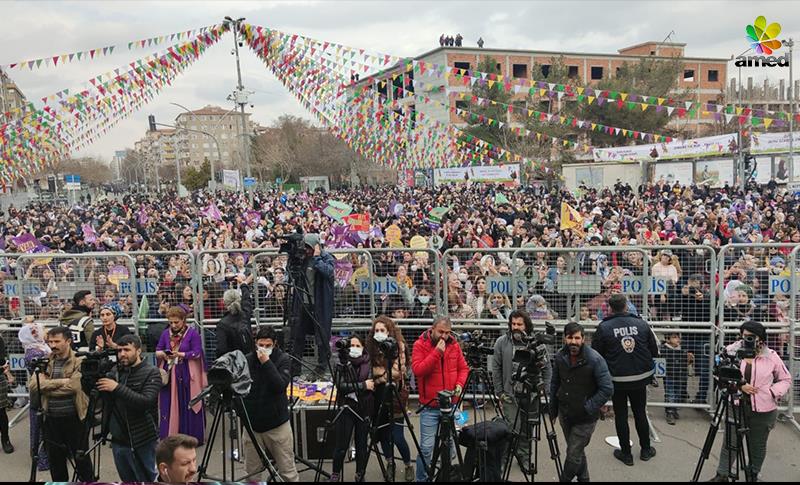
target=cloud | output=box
[2,0,799,164]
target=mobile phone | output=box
[164,350,173,355]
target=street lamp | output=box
[783,38,795,183]
[224,15,254,202]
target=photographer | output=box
[592,294,659,466]
[708,320,791,482]
[90,304,132,351]
[96,334,161,481]
[330,335,373,483]
[490,309,551,472]
[59,290,96,351]
[215,277,255,358]
[367,316,414,482]
[28,326,94,481]
[411,316,469,482]
[550,322,612,482]
[0,333,14,453]
[289,233,335,377]
[242,326,299,482]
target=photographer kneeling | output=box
[708,320,791,482]
[550,322,612,482]
[491,309,551,473]
[28,326,94,481]
[96,334,162,481]
[242,326,299,482]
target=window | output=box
[650,50,655,55]
[496,63,502,73]
[455,100,468,110]
[540,64,551,78]
[203,143,210,148]
[454,61,471,71]
[708,70,719,82]
[512,64,528,78]
[615,67,621,77]
[591,66,603,80]
[568,65,579,78]
[683,69,695,81]
[203,151,210,157]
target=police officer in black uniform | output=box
[592,294,659,466]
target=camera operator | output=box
[215,276,255,358]
[242,326,299,482]
[592,294,659,466]
[290,234,335,377]
[28,326,94,481]
[90,304,132,351]
[411,316,469,482]
[330,335,373,482]
[95,334,161,481]
[550,322,612,482]
[155,433,199,483]
[490,309,551,472]
[60,290,96,351]
[708,320,791,482]
[0,333,14,453]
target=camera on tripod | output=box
[512,322,556,369]
[460,330,494,367]
[76,348,118,384]
[437,390,455,413]
[279,232,308,270]
[713,335,757,387]
[27,357,50,374]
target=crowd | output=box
[0,179,797,481]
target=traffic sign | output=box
[243,177,257,188]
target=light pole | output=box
[732,47,753,190]
[224,15,254,202]
[784,38,795,184]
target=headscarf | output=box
[100,303,121,320]
[18,322,51,354]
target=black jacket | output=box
[89,324,133,351]
[550,344,613,424]
[592,312,659,390]
[242,348,291,433]
[107,359,162,448]
[215,285,255,358]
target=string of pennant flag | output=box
[0,24,223,71]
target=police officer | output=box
[592,294,659,466]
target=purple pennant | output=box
[334,259,354,288]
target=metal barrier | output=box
[1,244,798,423]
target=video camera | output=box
[511,322,557,392]
[27,357,50,374]
[459,330,494,368]
[76,348,118,385]
[189,350,252,407]
[437,390,455,413]
[713,335,757,387]
[279,232,308,271]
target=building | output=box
[0,68,28,120]
[133,129,179,185]
[727,76,799,115]
[111,150,128,181]
[356,41,729,140]
[174,105,255,171]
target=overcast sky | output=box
[2,0,799,162]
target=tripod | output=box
[456,359,505,481]
[194,387,281,482]
[422,397,465,482]
[28,365,46,483]
[691,380,753,482]
[501,370,563,482]
[314,351,367,482]
[363,350,425,482]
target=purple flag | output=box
[201,203,223,221]
[244,210,262,227]
[334,259,354,288]
[137,207,149,225]
[12,233,47,254]
[81,223,97,244]
[370,225,384,240]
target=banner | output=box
[343,213,370,232]
[323,200,353,222]
[750,131,800,155]
[593,133,737,162]
[695,159,734,188]
[223,169,240,189]
[653,162,694,186]
[433,164,520,186]
[334,259,354,288]
[11,233,46,253]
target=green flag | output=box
[495,193,510,205]
[138,295,149,332]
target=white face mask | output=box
[374,332,388,343]
[418,295,431,304]
[349,347,363,359]
[458,273,468,282]
[258,346,273,357]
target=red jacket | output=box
[412,329,469,407]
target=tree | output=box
[57,156,112,186]
[183,159,211,191]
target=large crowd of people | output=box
[0,179,797,481]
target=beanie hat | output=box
[740,320,767,342]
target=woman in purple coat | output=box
[156,307,207,444]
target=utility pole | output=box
[225,16,254,203]
[785,38,795,184]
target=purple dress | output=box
[156,326,206,444]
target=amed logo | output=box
[735,16,789,67]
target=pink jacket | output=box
[726,342,791,413]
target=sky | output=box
[2,0,799,162]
